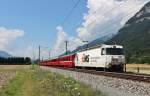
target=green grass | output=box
[0,65,106,96]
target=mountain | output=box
[106,1,150,63]
[0,50,12,58]
[86,34,115,48]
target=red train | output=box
[40,44,125,71]
[40,54,76,68]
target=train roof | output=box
[42,44,123,61]
[77,44,123,52]
[42,53,76,61]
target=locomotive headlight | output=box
[106,63,112,68]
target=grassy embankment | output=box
[0,65,105,96]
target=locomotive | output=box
[40,44,125,71]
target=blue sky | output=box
[0,0,149,58]
[0,0,87,55]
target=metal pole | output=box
[39,45,41,65]
[32,51,35,65]
[124,63,126,72]
[65,41,68,55]
[49,51,51,59]
[42,57,43,61]
[137,67,139,73]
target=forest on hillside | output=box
[0,57,31,65]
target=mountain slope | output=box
[106,1,150,63]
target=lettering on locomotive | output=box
[82,54,89,62]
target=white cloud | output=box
[51,26,68,56]
[51,26,83,57]
[0,27,24,50]
[53,0,149,57]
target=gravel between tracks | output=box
[41,66,150,96]
[0,71,16,88]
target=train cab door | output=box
[99,48,107,68]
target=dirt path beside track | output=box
[0,65,28,88]
[0,72,16,88]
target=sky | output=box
[0,0,149,59]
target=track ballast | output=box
[49,66,150,83]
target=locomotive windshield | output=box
[106,48,123,55]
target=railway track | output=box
[49,66,150,83]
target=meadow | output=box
[126,64,150,74]
[0,65,105,96]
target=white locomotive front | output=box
[75,44,125,71]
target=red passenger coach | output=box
[40,54,76,68]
